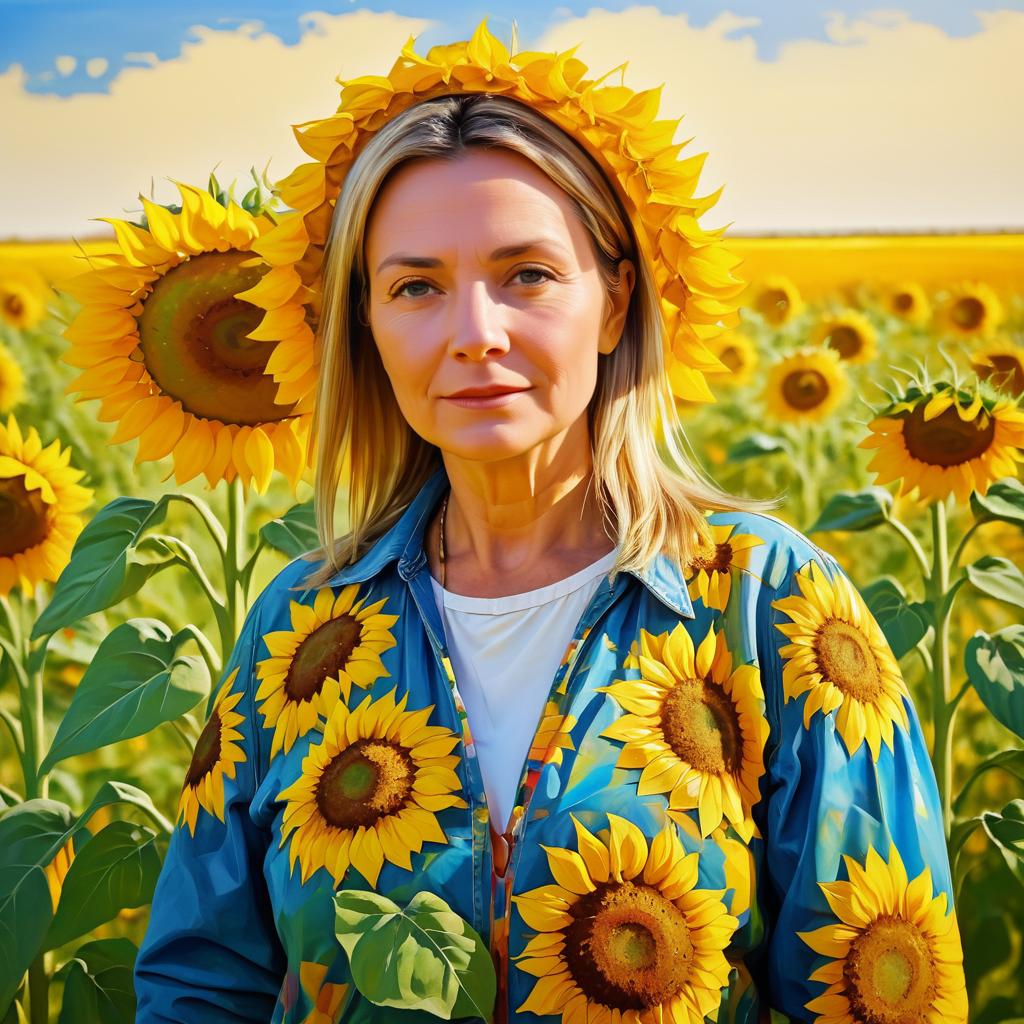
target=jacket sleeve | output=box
[134,591,286,1023]
[755,536,968,1022]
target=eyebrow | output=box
[374,240,568,276]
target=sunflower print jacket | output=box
[134,465,967,1024]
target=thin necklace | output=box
[438,489,449,590]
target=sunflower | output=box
[249,18,746,412]
[0,262,49,330]
[0,344,25,412]
[511,811,738,1022]
[971,339,1024,399]
[58,179,312,493]
[746,274,805,328]
[857,381,1024,504]
[798,843,967,1024]
[934,281,1003,340]
[763,347,848,424]
[881,281,931,326]
[771,557,911,761]
[810,310,879,365]
[704,331,759,388]
[43,835,76,913]
[177,668,248,836]
[0,413,93,598]
[597,621,769,841]
[277,686,468,888]
[528,700,577,766]
[685,520,765,612]
[254,584,400,758]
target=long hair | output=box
[296,91,784,591]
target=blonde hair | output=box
[297,92,783,591]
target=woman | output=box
[134,22,967,1024]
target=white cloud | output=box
[85,57,109,78]
[54,55,76,76]
[1,7,1020,239]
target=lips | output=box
[445,386,529,398]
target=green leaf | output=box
[259,500,318,559]
[45,821,161,951]
[0,800,75,1010]
[31,497,175,640]
[806,487,893,533]
[966,555,1024,610]
[970,477,1024,528]
[860,577,931,660]
[965,625,1024,740]
[40,619,209,773]
[954,748,1024,816]
[55,938,136,1024]
[334,888,496,1021]
[981,800,1024,890]
[725,433,788,463]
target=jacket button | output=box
[491,828,511,877]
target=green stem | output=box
[222,478,249,655]
[884,516,931,580]
[928,497,954,841]
[802,426,819,528]
[28,951,48,1024]
[169,493,228,559]
[949,517,987,573]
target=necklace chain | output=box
[439,489,449,590]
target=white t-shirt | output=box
[429,545,621,834]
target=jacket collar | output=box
[325,464,695,619]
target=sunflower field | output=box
[0,177,1022,1023]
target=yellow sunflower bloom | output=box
[763,347,848,424]
[511,811,739,1023]
[685,520,765,612]
[277,687,468,888]
[797,843,967,1024]
[971,338,1024,399]
[43,835,76,913]
[597,621,770,841]
[810,310,879,365]
[255,584,400,758]
[0,413,93,597]
[0,343,25,412]
[177,668,248,836]
[771,558,911,761]
[746,274,805,328]
[58,179,311,493]
[705,331,759,389]
[528,700,577,766]
[0,262,49,330]
[934,281,1003,339]
[881,281,931,326]
[857,382,1024,505]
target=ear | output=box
[598,258,636,356]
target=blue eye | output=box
[390,266,554,299]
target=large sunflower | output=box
[771,558,911,761]
[704,331,759,389]
[745,274,805,328]
[857,381,1024,504]
[247,18,745,412]
[880,281,931,326]
[934,281,1003,340]
[511,811,739,1022]
[596,622,769,841]
[254,584,400,758]
[810,310,879,365]
[684,520,765,612]
[277,686,468,888]
[798,843,967,1024]
[58,179,311,493]
[0,413,93,598]
[971,339,1024,399]
[177,668,248,836]
[763,347,848,424]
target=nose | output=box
[447,278,511,361]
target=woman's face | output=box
[364,148,634,464]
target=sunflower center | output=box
[782,370,829,411]
[4,293,24,317]
[692,541,732,575]
[136,250,298,425]
[660,678,742,775]
[755,288,790,325]
[815,617,883,702]
[719,345,742,371]
[951,296,984,330]
[286,614,362,701]
[0,474,53,557]
[316,738,414,829]
[184,710,222,788]
[827,326,863,359]
[900,403,995,467]
[564,880,693,1011]
[892,292,914,313]
[977,354,1024,397]
[844,914,937,1023]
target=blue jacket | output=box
[134,464,967,1022]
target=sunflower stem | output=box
[949,516,988,573]
[884,515,931,581]
[27,950,48,1024]
[222,477,249,656]
[927,496,954,842]
[170,493,228,559]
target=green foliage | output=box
[965,626,1024,740]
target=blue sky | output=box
[2,0,1020,96]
